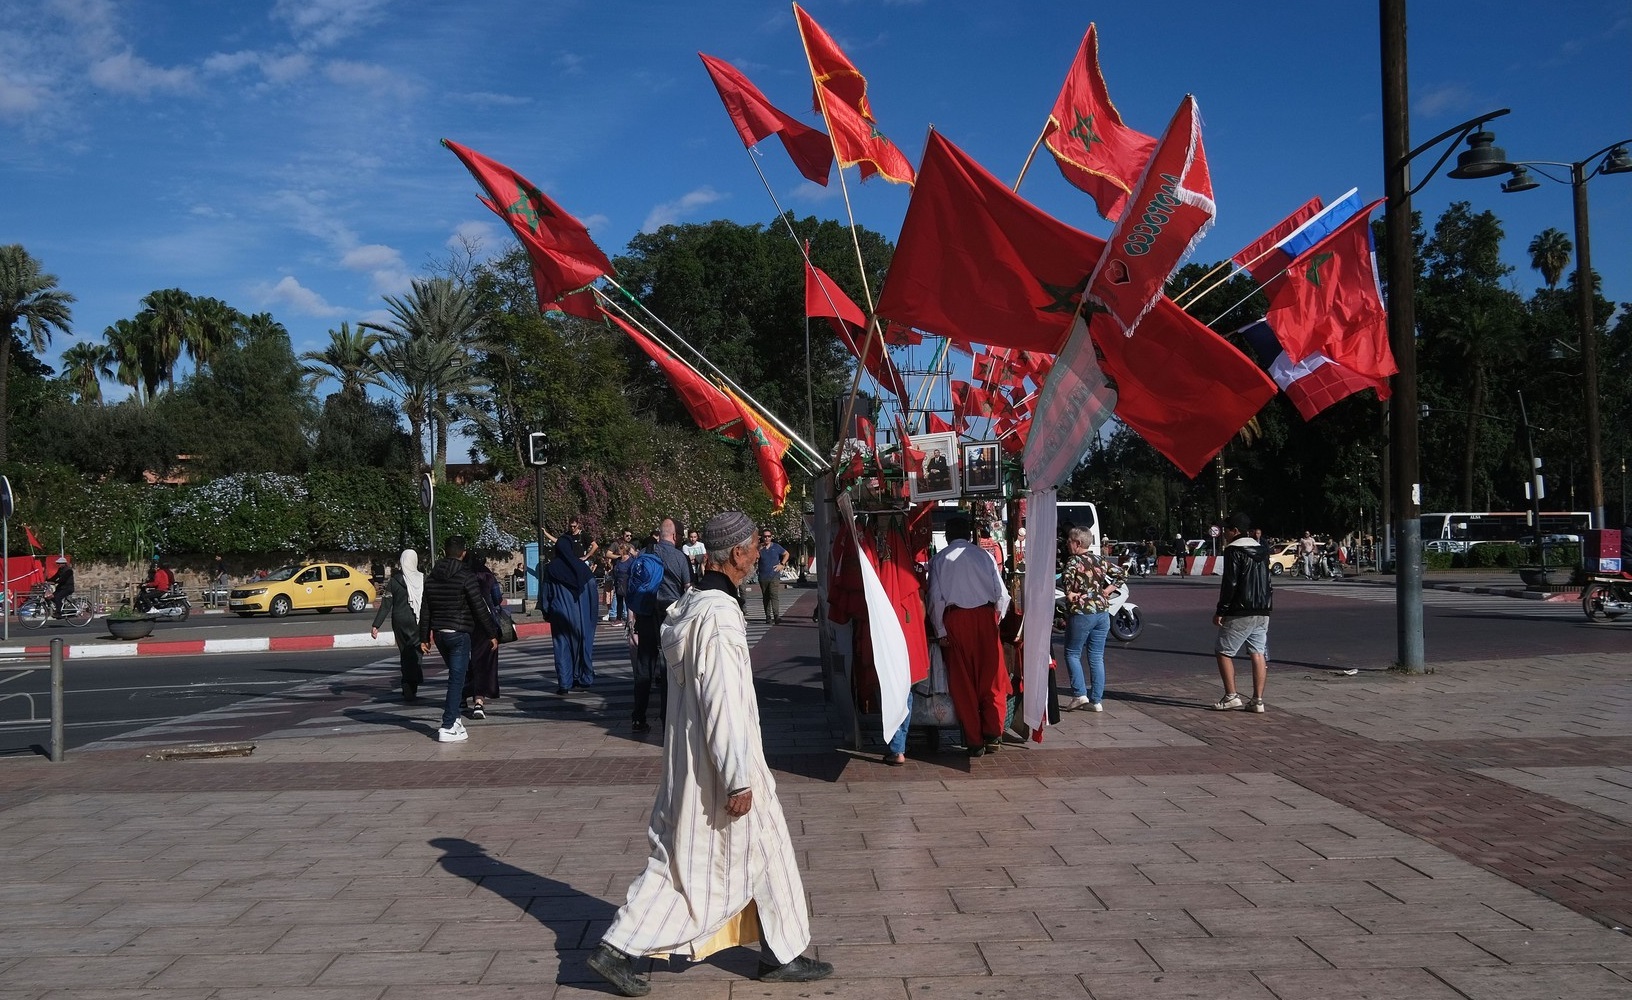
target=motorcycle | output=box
[1582,575,1632,623]
[1053,579,1144,642]
[133,585,192,622]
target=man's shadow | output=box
[430,836,618,986]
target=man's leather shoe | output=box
[757,954,833,983]
[588,942,650,997]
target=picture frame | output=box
[907,431,961,502]
[961,441,1001,493]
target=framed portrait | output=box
[907,431,961,502]
[961,441,1001,493]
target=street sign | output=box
[0,475,11,520]
[419,473,434,512]
[1208,525,1221,537]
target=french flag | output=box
[1238,319,1390,421]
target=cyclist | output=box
[45,556,75,618]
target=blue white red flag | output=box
[1247,188,1363,284]
[1238,319,1390,421]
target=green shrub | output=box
[1466,543,1526,568]
[1424,551,1455,570]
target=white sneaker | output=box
[1212,693,1244,711]
[1061,695,1091,711]
[437,720,468,743]
[1088,702,1103,713]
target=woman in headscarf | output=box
[461,551,505,719]
[370,548,425,702]
[545,534,597,693]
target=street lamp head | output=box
[1600,145,1632,175]
[1501,165,1541,193]
[1446,129,1513,179]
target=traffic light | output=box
[527,432,550,467]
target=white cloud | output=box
[340,243,410,296]
[554,53,587,75]
[323,59,414,99]
[641,186,727,232]
[257,275,347,318]
[458,91,532,108]
[1413,83,1471,119]
[88,50,194,96]
[450,219,498,250]
[272,0,391,51]
[0,76,44,117]
[579,213,611,233]
[787,179,840,203]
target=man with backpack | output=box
[628,518,692,735]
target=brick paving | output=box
[1,589,1631,998]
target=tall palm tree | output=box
[0,245,76,462]
[299,322,382,400]
[1527,228,1573,290]
[104,316,163,404]
[186,296,242,371]
[139,288,192,391]
[363,277,490,481]
[240,312,288,344]
[59,341,116,404]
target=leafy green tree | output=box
[32,399,181,481]
[59,342,116,405]
[162,324,313,476]
[1527,227,1572,290]
[0,245,75,463]
[300,322,382,400]
[310,392,414,471]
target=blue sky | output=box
[4,0,1628,411]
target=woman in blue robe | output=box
[545,535,597,692]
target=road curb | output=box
[0,620,551,661]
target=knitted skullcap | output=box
[703,510,755,552]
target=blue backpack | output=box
[627,552,665,613]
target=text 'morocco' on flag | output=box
[1085,94,1214,340]
[1040,23,1158,223]
[699,53,833,187]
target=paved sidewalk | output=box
[2,592,1631,998]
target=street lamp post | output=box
[1495,142,1632,531]
[1380,0,1513,673]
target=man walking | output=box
[1212,512,1273,713]
[927,515,1011,757]
[418,535,501,743]
[629,518,692,734]
[589,511,832,996]
[756,528,789,624]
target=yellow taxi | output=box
[1268,541,1301,576]
[229,562,377,618]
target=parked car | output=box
[229,562,377,618]
[1268,541,1300,575]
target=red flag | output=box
[856,415,877,452]
[793,4,916,185]
[926,412,954,434]
[1040,24,1158,222]
[805,263,907,398]
[1265,199,1398,381]
[1085,95,1215,339]
[547,288,599,320]
[1238,319,1390,421]
[952,380,998,422]
[699,53,832,187]
[876,130,1098,354]
[603,309,743,437]
[881,321,923,347]
[443,139,614,305]
[23,524,42,552]
[972,350,1024,389]
[1232,196,1323,268]
[724,387,793,511]
[894,415,926,476]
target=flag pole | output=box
[1204,270,1289,329]
[1171,258,1233,306]
[596,283,825,470]
[1013,119,1051,191]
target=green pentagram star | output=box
[1305,252,1335,288]
[1039,274,1097,314]
[1067,110,1102,151]
[505,185,555,235]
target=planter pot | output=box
[106,618,154,640]
[1517,566,1561,589]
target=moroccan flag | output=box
[603,309,743,437]
[876,130,1102,354]
[546,287,599,320]
[724,387,793,511]
[699,53,832,186]
[1247,188,1362,284]
[952,381,998,423]
[972,350,1024,389]
[893,415,925,476]
[442,139,614,306]
[1233,196,1323,269]
[926,412,955,435]
[806,263,907,398]
[1265,199,1398,381]
[881,321,923,347]
[793,4,916,184]
[1239,319,1390,421]
[23,524,42,552]
[1085,94,1215,339]
[1040,24,1158,222]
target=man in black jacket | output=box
[418,535,501,743]
[1211,512,1273,714]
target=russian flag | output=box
[1239,319,1390,421]
[1246,188,1364,284]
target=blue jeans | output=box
[432,630,472,730]
[1064,611,1110,703]
[888,689,915,755]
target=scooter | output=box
[1053,579,1144,642]
[133,585,193,622]
[1582,575,1632,623]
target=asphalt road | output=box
[1,578,1621,758]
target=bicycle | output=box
[17,587,93,629]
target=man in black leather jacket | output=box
[417,535,500,743]
[1211,512,1273,714]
